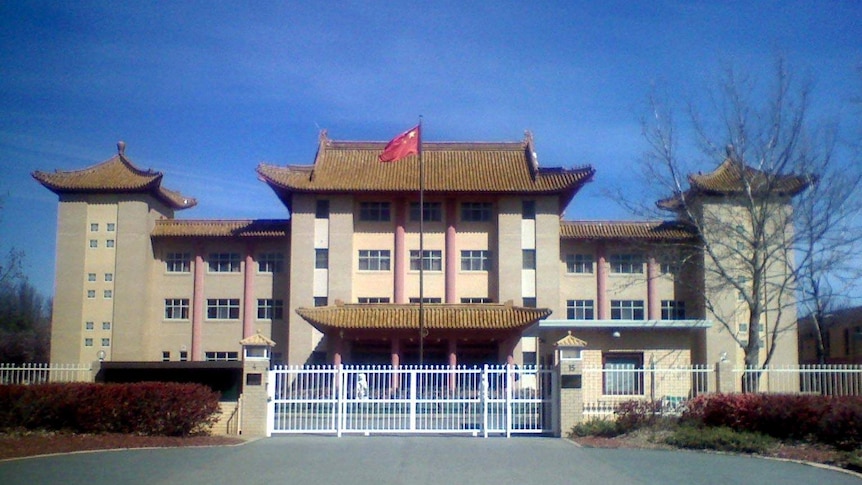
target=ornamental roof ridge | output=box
[32,142,196,210]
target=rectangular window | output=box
[208,253,241,273]
[410,250,442,271]
[102,321,111,330]
[101,338,110,347]
[461,297,493,304]
[316,200,330,219]
[88,273,96,282]
[84,338,93,347]
[315,248,329,269]
[409,202,442,222]
[89,239,98,248]
[567,300,595,320]
[461,250,490,271]
[610,300,644,320]
[660,255,679,275]
[522,201,536,220]
[409,297,442,303]
[522,297,537,308]
[85,321,94,330]
[103,290,112,299]
[206,299,240,320]
[162,351,171,362]
[461,202,492,222]
[87,290,96,299]
[179,350,188,362]
[258,253,284,273]
[522,249,536,270]
[603,353,644,395]
[566,254,594,274]
[358,250,391,271]
[104,273,113,282]
[205,351,239,361]
[313,296,328,307]
[358,297,391,303]
[661,300,686,320]
[106,239,115,248]
[257,299,284,320]
[106,223,115,232]
[610,254,643,274]
[90,223,99,232]
[165,299,190,320]
[359,202,390,221]
[166,252,191,273]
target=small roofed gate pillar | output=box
[448,338,457,391]
[239,332,275,437]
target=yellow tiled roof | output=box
[257,134,594,208]
[296,302,551,331]
[32,145,196,210]
[657,158,811,210]
[555,332,588,348]
[152,219,290,237]
[560,220,697,241]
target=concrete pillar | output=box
[191,246,205,361]
[448,338,457,390]
[558,359,584,437]
[596,243,608,320]
[239,343,273,437]
[715,359,735,393]
[391,338,400,391]
[242,246,256,339]
[394,199,406,303]
[647,255,659,320]
[445,199,457,303]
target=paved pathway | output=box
[0,436,858,485]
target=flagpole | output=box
[418,116,425,367]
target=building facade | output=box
[34,132,802,374]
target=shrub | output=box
[0,382,221,436]
[569,418,621,438]
[665,425,775,454]
[683,393,862,448]
[614,399,663,433]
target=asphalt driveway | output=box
[0,436,858,485]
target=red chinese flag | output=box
[379,125,420,162]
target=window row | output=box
[357,202,494,222]
[164,252,285,273]
[355,250,492,272]
[89,223,116,232]
[565,300,686,320]
[87,273,113,282]
[88,239,115,248]
[83,321,112,330]
[354,297,493,304]
[564,253,681,275]
[84,338,110,347]
[163,298,284,320]
[86,290,112,299]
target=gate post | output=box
[481,365,489,438]
[239,332,275,437]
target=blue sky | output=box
[1,1,860,299]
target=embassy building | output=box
[34,132,802,372]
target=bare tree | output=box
[635,59,860,378]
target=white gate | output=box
[268,365,554,437]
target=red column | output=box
[192,246,205,361]
[394,199,406,303]
[242,246,255,338]
[333,333,344,367]
[596,242,609,320]
[445,199,457,303]
[647,255,659,320]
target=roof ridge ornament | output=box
[117,140,126,156]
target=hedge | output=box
[683,393,862,450]
[0,382,221,436]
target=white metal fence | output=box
[269,365,554,437]
[582,364,862,418]
[0,363,93,384]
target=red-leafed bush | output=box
[0,382,221,436]
[683,393,862,449]
[614,399,663,432]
